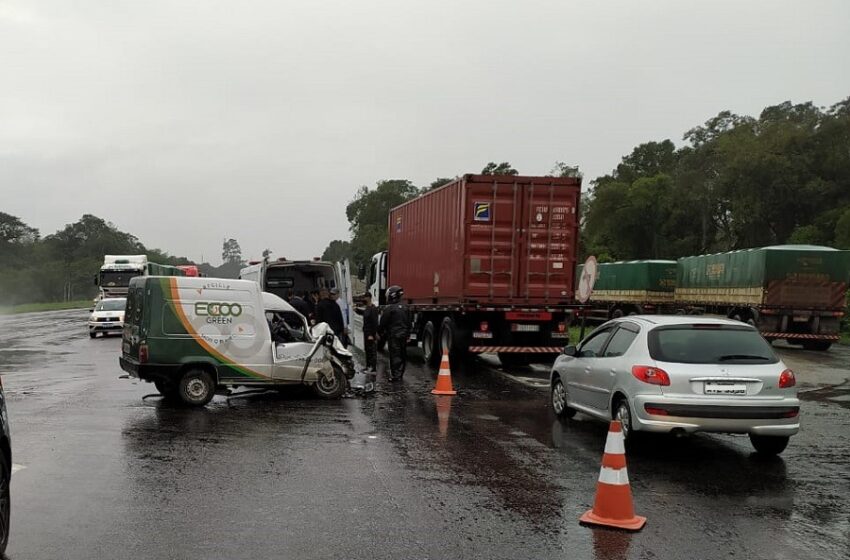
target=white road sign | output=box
[577,256,599,304]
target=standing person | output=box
[304,290,318,324]
[288,290,312,319]
[379,285,410,381]
[315,288,347,345]
[330,288,352,347]
[354,292,379,372]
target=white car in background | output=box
[88,297,127,338]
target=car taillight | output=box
[139,344,149,364]
[557,322,567,333]
[779,369,796,388]
[631,365,671,386]
[783,407,800,418]
[480,321,489,332]
[644,405,668,416]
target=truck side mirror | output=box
[562,345,577,357]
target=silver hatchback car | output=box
[550,316,800,455]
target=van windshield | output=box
[648,325,779,364]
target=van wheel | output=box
[0,451,9,554]
[177,369,215,406]
[312,365,346,399]
[422,321,440,367]
[749,434,790,456]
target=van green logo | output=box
[194,302,243,317]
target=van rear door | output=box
[335,259,354,330]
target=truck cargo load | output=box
[577,260,678,320]
[369,174,582,366]
[388,174,581,305]
[675,245,850,350]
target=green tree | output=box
[345,179,420,270]
[426,177,454,191]
[549,162,582,178]
[221,238,243,265]
[481,162,518,175]
[322,240,352,262]
[835,207,850,249]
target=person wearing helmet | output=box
[379,285,410,381]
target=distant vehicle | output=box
[95,255,185,299]
[367,174,581,367]
[119,276,355,406]
[176,265,201,277]
[88,297,127,338]
[675,245,850,351]
[577,260,679,320]
[240,257,354,329]
[0,374,10,554]
[550,316,800,456]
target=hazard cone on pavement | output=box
[580,420,646,531]
[431,350,457,395]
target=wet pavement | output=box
[1,309,849,559]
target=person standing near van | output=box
[355,292,379,372]
[316,288,347,346]
[287,290,312,319]
[379,285,410,381]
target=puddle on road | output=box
[799,380,850,409]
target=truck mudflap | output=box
[761,332,840,341]
[468,346,563,354]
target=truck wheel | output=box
[422,321,441,367]
[749,434,790,456]
[312,365,346,399]
[611,308,624,319]
[802,341,832,351]
[89,332,97,338]
[177,369,215,407]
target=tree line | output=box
[0,213,246,305]
[324,96,850,273]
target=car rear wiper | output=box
[718,354,770,361]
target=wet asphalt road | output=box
[1,310,849,560]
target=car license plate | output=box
[550,332,569,339]
[704,382,747,395]
[793,316,809,322]
[511,324,540,332]
[473,332,493,339]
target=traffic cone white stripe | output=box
[604,432,626,455]
[598,466,630,486]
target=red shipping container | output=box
[388,174,581,306]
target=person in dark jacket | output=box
[315,288,346,344]
[379,285,410,381]
[287,289,312,319]
[354,292,379,372]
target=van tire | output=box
[312,365,346,399]
[177,369,215,407]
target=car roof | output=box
[610,315,750,328]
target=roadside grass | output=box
[840,331,850,346]
[0,300,92,315]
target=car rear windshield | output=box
[648,325,779,364]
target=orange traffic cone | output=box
[431,349,457,395]
[580,420,646,531]
[435,396,453,438]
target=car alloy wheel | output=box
[615,399,633,440]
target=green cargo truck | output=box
[578,260,679,320]
[675,245,850,350]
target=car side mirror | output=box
[562,345,577,357]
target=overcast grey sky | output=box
[2,0,849,264]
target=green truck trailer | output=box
[675,245,850,350]
[578,260,679,320]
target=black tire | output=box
[499,353,532,368]
[422,321,440,367]
[613,397,636,443]
[802,341,832,351]
[89,332,97,338]
[749,434,790,456]
[551,376,576,419]
[312,365,346,399]
[610,308,624,319]
[177,369,216,407]
[0,451,9,555]
[439,317,462,359]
